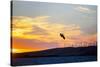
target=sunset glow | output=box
[12,16,97,53]
[12,49,20,53]
[12,2,97,53]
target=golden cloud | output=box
[12,16,97,50]
[12,16,82,42]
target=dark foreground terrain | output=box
[11,46,97,66]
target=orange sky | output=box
[11,16,97,53]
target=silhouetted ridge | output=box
[12,46,97,58]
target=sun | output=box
[11,48,34,53]
[12,49,20,53]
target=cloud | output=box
[25,25,48,35]
[12,16,97,52]
[12,16,82,42]
[75,6,96,13]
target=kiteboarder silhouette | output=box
[60,33,66,47]
[60,33,65,40]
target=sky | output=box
[12,1,97,53]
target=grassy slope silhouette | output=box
[12,46,97,58]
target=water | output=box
[12,56,97,66]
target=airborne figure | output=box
[60,33,65,40]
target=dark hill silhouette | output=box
[12,46,97,58]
